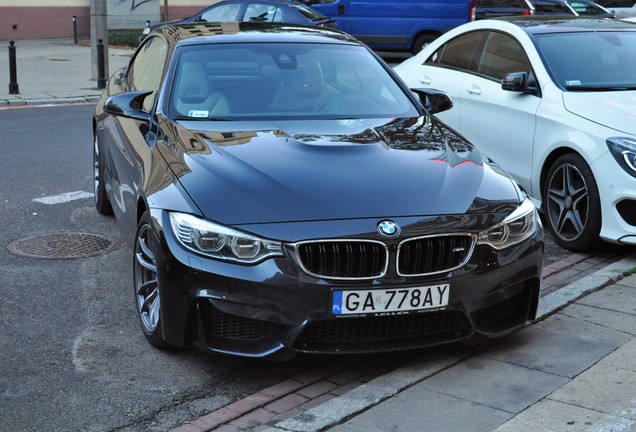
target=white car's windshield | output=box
[536,31,636,90]
[170,43,419,120]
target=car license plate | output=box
[331,284,449,315]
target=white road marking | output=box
[33,191,92,205]
[71,329,89,373]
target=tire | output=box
[93,135,113,215]
[412,33,438,55]
[542,153,601,251]
[133,211,171,348]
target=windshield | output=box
[169,43,418,120]
[535,31,636,90]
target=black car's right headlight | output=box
[169,212,283,264]
[477,198,540,250]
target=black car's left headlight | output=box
[477,198,539,250]
[170,212,283,264]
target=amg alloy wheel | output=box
[543,153,601,251]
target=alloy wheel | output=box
[134,223,160,333]
[546,162,589,242]
[93,136,100,201]
[93,135,113,215]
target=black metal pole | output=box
[97,39,106,89]
[8,40,19,95]
[73,16,78,45]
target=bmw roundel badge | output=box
[377,220,400,238]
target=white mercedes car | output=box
[395,16,636,251]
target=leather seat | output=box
[174,62,230,117]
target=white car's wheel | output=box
[543,153,601,251]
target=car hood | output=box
[563,90,636,135]
[156,116,520,225]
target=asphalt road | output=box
[0,103,578,431]
[0,104,347,431]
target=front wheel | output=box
[542,153,601,251]
[133,211,171,348]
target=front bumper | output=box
[592,152,636,245]
[150,209,544,359]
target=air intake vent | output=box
[294,310,471,353]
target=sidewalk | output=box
[170,253,636,432]
[0,38,132,106]
[266,256,636,432]
[3,40,636,432]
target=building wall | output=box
[1,6,91,41]
[0,0,217,41]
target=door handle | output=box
[338,4,344,14]
[467,85,482,95]
[419,75,431,85]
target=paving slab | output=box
[577,283,636,316]
[603,339,636,373]
[617,274,636,288]
[548,362,636,421]
[330,388,512,432]
[493,399,636,432]
[480,314,629,378]
[560,303,636,337]
[417,357,569,414]
[269,350,461,432]
[537,254,636,318]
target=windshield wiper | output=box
[173,116,230,121]
[565,85,636,91]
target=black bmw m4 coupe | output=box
[93,22,543,360]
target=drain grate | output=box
[7,232,120,259]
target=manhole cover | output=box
[7,232,120,259]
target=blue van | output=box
[304,0,476,53]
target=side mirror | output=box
[501,72,527,92]
[502,72,539,96]
[104,91,153,122]
[411,88,453,114]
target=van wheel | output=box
[412,34,438,55]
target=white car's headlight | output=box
[607,137,636,178]
[170,212,283,264]
[478,198,539,250]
